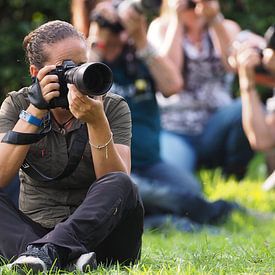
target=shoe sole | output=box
[6,256,47,274]
[75,252,97,272]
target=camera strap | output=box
[1,118,52,145]
[2,121,88,182]
[21,124,88,182]
[28,77,50,110]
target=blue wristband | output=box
[19,110,44,127]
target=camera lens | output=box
[65,62,113,96]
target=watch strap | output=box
[19,110,43,127]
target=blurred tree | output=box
[220,0,275,99]
[0,0,70,102]
[220,0,274,34]
[0,0,274,103]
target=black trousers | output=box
[0,172,144,266]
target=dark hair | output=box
[23,20,86,68]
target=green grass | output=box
[1,154,275,274]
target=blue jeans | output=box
[160,99,254,179]
[132,160,202,197]
[132,161,238,227]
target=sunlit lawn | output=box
[130,154,275,274]
[1,154,274,274]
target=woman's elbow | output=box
[161,79,183,97]
[249,138,275,152]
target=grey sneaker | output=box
[4,243,61,274]
[6,255,47,274]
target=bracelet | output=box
[89,132,113,159]
[136,42,159,65]
[19,110,44,127]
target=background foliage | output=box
[0,0,274,102]
[0,2,274,273]
[0,0,70,101]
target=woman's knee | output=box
[95,172,138,201]
[108,172,136,194]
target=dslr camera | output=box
[186,0,196,9]
[231,24,275,78]
[90,0,162,33]
[48,60,113,108]
[186,0,212,9]
[256,24,275,75]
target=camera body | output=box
[186,0,212,9]
[233,25,275,78]
[187,0,196,9]
[90,13,124,34]
[48,60,113,109]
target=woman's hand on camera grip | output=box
[235,44,261,92]
[119,5,147,49]
[235,43,261,74]
[36,65,60,103]
[28,65,60,110]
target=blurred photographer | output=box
[0,20,143,272]
[87,0,242,231]
[71,0,105,37]
[71,0,161,38]
[147,0,254,182]
[88,0,182,94]
[232,26,275,189]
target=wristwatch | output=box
[19,110,43,127]
[136,42,159,65]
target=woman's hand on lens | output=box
[67,84,105,126]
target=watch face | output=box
[20,110,29,120]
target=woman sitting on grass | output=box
[0,20,143,273]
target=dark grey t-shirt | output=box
[0,87,131,228]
